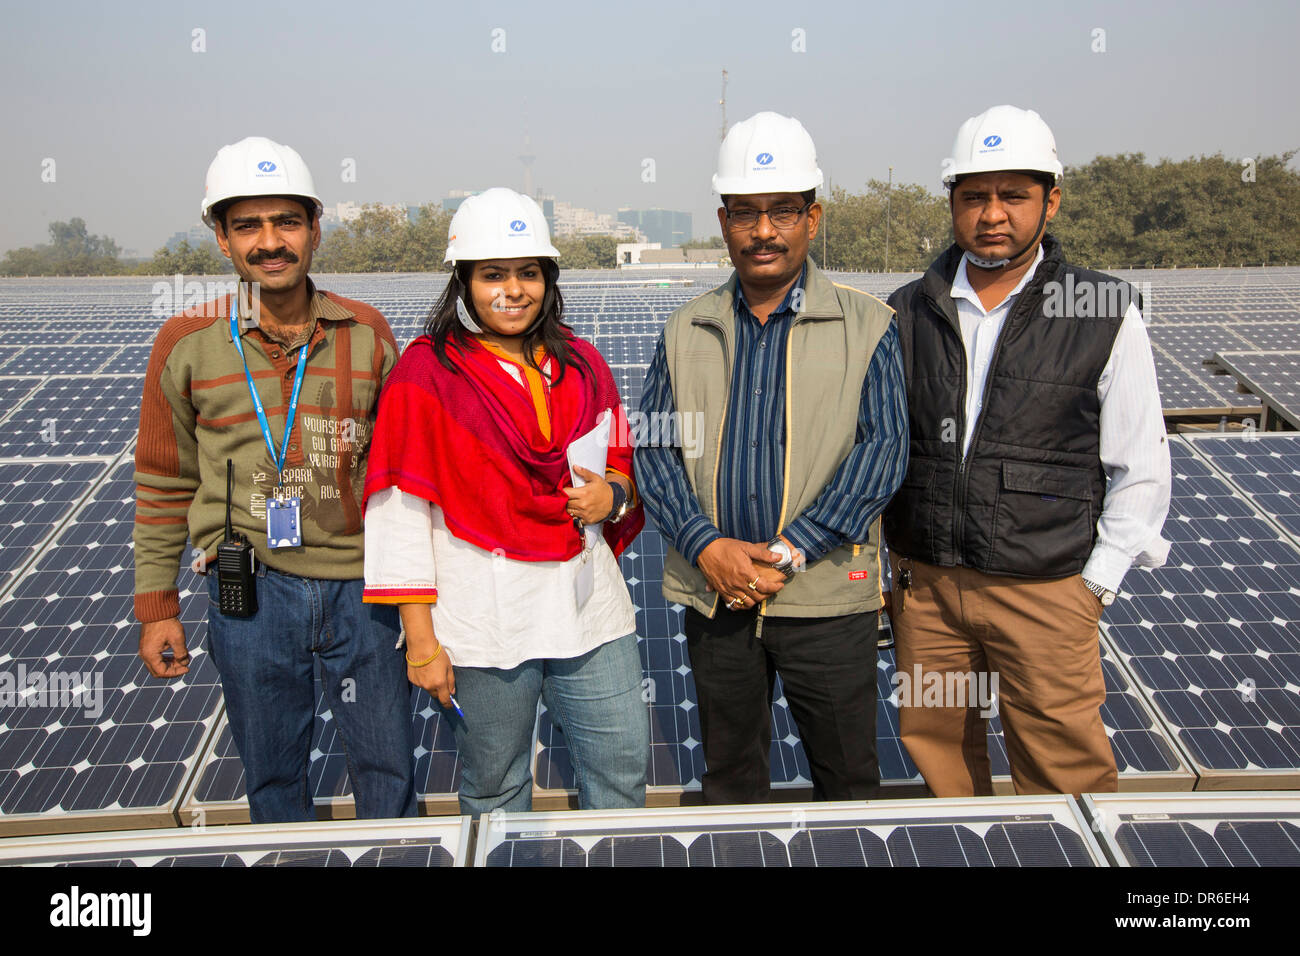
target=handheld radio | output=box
[215,458,258,617]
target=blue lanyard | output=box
[229,291,308,486]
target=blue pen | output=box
[449,695,465,718]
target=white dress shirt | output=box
[950,249,1172,593]
[363,487,637,670]
[362,350,637,670]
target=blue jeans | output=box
[205,566,416,823]
[447,633,649,816]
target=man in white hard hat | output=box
[636,112,908,804]
[133,136,416,822]
[884,105,1171,796]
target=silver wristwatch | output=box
[767,538,799,579]
[1084,579,1116,607]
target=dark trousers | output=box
[684,606,880,805]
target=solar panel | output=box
[0,816,471,867]
[0,376,143,458]
[0,460,222,834]
[0,346,123,376]
[1232,322,1300,352]
[181,682,462,822]
[1084,791,1300,866]
[1208,351,1300,429]
[0,461,107,589]
[1102,438,1300,787]
[476,796,1107,867]
[1187,433,1300,545]
[531,529,1192,800]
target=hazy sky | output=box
[2,0,1296,256]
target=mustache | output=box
[742,242,788,255]
[247,248,299,264]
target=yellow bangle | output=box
[405,644,443,668]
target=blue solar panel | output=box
[0,817,471,867]
[1086,793,1300,866]
[478,797,1105,867]
[0,461,106,589]
[0,461,221,828]
[1189,433,1300,544]
[1102,439,1300,785]
[183,681,462,818]
[0,346,123,376]
[0,376,143,458]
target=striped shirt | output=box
[637,273,909,565]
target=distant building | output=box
[442,190,480,214]
[552,201,641,240]
[164,223,213,252]
[617,209,692,248]
[616,242,661,266]
[618,246,728,270]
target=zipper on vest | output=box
[952,281,1039,562]
[695,315,733,619]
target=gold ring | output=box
[727,597,742,609]
[747,579,759,590]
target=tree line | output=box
[4,152,1297,276]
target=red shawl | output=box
[364,334,643,561]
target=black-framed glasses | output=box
[724,202,811,230]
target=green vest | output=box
[660,257,895,619]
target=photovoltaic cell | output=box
[0,816,471,867]
[0,345,122,377]
[1085,792,1300,866]
[0,461,106,588]
[1101,439,1300,786]
[184,682,462,817]
[1208,351,1300,429]
[1188,433,1300,544]
[477,797,1105,867]
[0,461,222,829]
[0,376,143,458]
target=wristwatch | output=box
[605,480,630,524]
[1083,579,1116,607]
[767,538,800,579]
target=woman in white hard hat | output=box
[361,188,649,814]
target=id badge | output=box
[267,497,302,549]
[575,546,595,609]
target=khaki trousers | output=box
[890,556,1118,797]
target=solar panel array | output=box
[0,268,1297,840]
[1085,792,1300,867]
[475,797,1107,867]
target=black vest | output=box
[884,235,1130,577]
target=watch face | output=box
[769,540,792,565]
[1100,591,1116,606]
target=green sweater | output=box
[133,284,398,623]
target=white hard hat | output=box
[444,187,560,264]
[201,136,323,229]
[713,111,824,196]
[942,105,1063,189]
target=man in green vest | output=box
[635,111,909,804]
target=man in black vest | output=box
[884,105,1171,796]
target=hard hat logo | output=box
[443,188,559,264]
[941,105,1063,189]
[712,111,822,195]
[200,136,322,230]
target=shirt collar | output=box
[228,277,352,348]
[734,265,807,321]
[950,245,1044,314]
